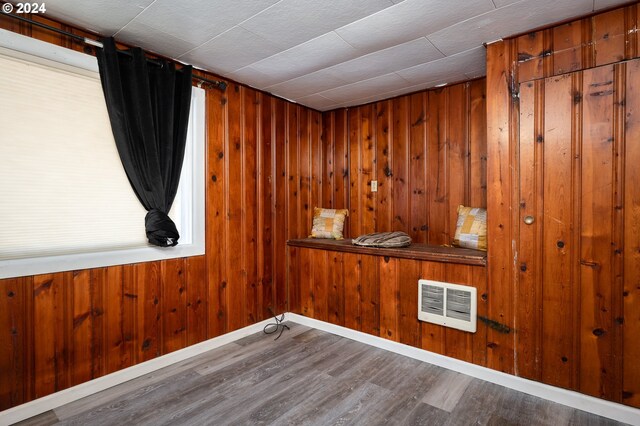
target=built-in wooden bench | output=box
[287,239,487,266]
[286,238,490,367]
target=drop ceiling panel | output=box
[427,0,594,56]
[179,27,281,75]
[265,70,350,100]
[318,73,410,103]
[335,0,495,53]
[116,21,200,59]
[320,37,444,84]
[295,94,341,110]
[492,0,522,7]
[132,0,279,46]
[397,47,486,85]
[594,0,629,10]
[34,0,154,35]
[236,32,359,86]
[239,0,395,50]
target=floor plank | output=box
[10,322,626,426]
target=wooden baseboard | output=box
[286,313,640,426]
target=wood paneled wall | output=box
[0,14,321,410]
[288,246,488,365]
[487,3,640,408]
[321,79,487,245]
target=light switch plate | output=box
[371,180,378,192]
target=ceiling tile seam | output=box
[261,36,436,91]
[232,29,354,74]
[394,71,414,85]
[176,23,278,62]
[424,36,447,58]
[396,45,486,75]
[424,0,527,42]
[113,0,159,37]
[312,71,407,100]
[172,0,289,60]
[332,30,358,51]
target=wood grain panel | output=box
[274,98,288,314]
[327,251,345,326]
[376,100,393,234]
[392,96,410,234]
[70,270,93,386]
[541,73,575,389]
[427,89,449,245]
[486,41,516,374]
[378,256,399,342]
[516,79,542,381]
[579,65,615,401]
[469,80,487,209]
[0,277,30,408]
[186,256,207,346]
[623,58,640,407]
[206,84,227,337]
[409,93,427,243]
[447,84,469,242]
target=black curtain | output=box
[96,38,192,247]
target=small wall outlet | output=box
[371,180,378,192]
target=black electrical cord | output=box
[263,309,290,340]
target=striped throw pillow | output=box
[453,205,487,251]
[309,207,349,240]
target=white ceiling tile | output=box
[225,66,279,88]
[116,21,200,59]
[265,70,350,99]
[244,32,359,86]
[335,0,495,54]
[594,0,629,10]
[321,37,444,83]
[295,94,341,111]
[396,46,485,85]
[26,0,154,35]
[428,0,594,56]
[179,27,281,74]
[492,0,521,7]
[318,73,410,103]
[239,0,394,50]
[131,0,279,46]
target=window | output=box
[0,29,205,279]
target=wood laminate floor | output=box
[15,323,626,426]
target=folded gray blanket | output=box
[352,231,412,248]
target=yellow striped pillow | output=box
[309,207,348,240]
[453,205,487,251]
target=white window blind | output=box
[0,30,205,278]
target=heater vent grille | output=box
[418,280,477,333]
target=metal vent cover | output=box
[418,279,477,333]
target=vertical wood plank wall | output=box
[0,14,322,410]
[321,80,487,245]
[288,247,489,366]
[487,3,640,408]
